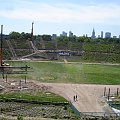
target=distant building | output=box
[69,31,73,37]
[113,36,117,38]
[105,32,111,38]
[98,35,100,38]
[91,28,96,39]
[52,34,57,39]
[83,34,85,37]
[101,31,103,38]
[119,35,120,38]
[60,31,67,37]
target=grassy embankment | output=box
[4,61,120,85]
[0,91,67,102]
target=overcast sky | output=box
[0,0,120,37]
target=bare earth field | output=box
[0,78,120,115]
[36,82,119,113]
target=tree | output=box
[77,36,85,42]
[42,35,52,41]
[24,33,31,40]
[20,32,26,39]
[36,35,42,41]
[9,31,20,39]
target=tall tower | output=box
[91,28,96,39]
[31,22,34,41]
[69,31,73,37]
[101,31,103,38]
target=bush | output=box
[17,115,23,120]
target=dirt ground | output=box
[37,83,119,113]
[0,78,120,114]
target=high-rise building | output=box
[113,36,117,38]
[52,34,57,39]
[69,31,73,37]
[101,31,103,38]
[119,35,120,38]
[61,31,67,37]
[91,28,96,39]
[83,34,85,37]
[105,32,111,38]
[98,35,100,38]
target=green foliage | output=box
[82,43,120,63]
[44,41,56,50]
[64,106,68,110]
[17,115,23,120]
[20,32,31,40]
[9,31,20,39]
[51,114,59,119]
[42,35,52,41]
[57,40,69,49]
[0,91,67,102]
[3,31,120,63]
[83,43,120,53]
[33,38,120,63]
[76,36,85,42]
[6,61,120,85]
[9,31,34,40]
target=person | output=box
[76,95,77,101]
[73,95,75,102]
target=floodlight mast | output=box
[31,22,34,41]
[0,25,3,66]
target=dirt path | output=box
[0,79,120,114]
[34,82,120,113]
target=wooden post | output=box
[25,65,28,73]
[2,67,4,79]
[108,88,110,101]
[19,80,21,89]
[117,88,119,97]
[25,75,26,84]
[104,87,106,96]
[24,65,28,84]
[5,75,7,83]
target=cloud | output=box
[0,0,120,25]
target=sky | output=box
[0,0,120,37]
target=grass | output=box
[83,64,120,84]
[3,61,120,85]
[0,115,67,120]
[0,91,67,102]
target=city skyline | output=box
[0,0,120,37]
[56,29,119,38]
[2,25,120,38]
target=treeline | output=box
[2,31,120,63]
[5,31,120,44]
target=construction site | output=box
[0,24,120,120]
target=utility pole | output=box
[0,25,4,79]
[31,22,34,41]
[0,25,3,66]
